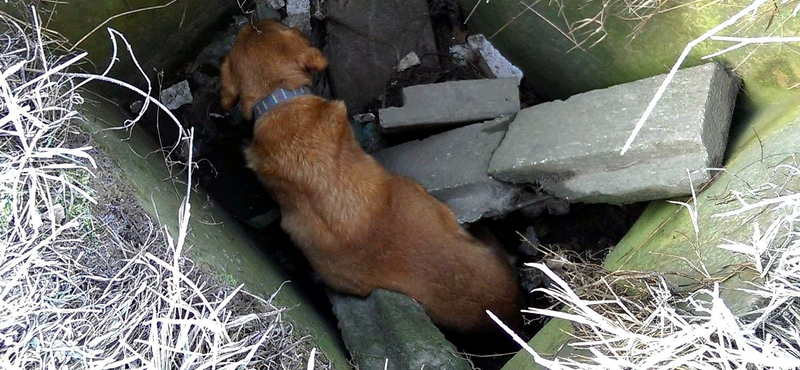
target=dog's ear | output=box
[219,55,239,111]
[302,47,328,73]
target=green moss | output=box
[0,1,237,101]
[458,0,800,106]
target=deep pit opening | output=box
[12,0,800,367]
[119,2,649,369]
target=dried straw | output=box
[0,7,325,370]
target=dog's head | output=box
[219,20,328,120]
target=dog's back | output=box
[226,20,523,333]
[376,176,523,332]
[246,97,522,332]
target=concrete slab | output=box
[329,290,471,370]
[323,0,438,111]
[450,35,524,84]
[379,78,520,132]
[373,115,534,223]
[488,63,739,204]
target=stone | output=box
[282,13,312,35]
[283,0,311,34]
[519,265,547,294]
[488,63,739,204]
[329,289,472,370]
[286,0,309,14]
[378,78,520,132]
[353,113,375,123]
[396,51,421,72]
[450,34,524,85]
[323,0,438,111]
[519,196,570,218]
[373,116,537,223]
[160,80,193,110]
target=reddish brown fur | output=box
[220,20,523,333]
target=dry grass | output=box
[491,122,800,368]
[0,7,324,370]
[494,183,800,368]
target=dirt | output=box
[64,129,154,251]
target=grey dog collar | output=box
[251,86,313,120]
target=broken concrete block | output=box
[396,51,421,72]
[283,0,311,34]
[353,113,375,123]
[378,78,520,132]
[373,116,534,223]
[323,0,438,111]
[286,0,309,14]
[329,289,472,370]
[488,63,739,204]
[160,80,193,110]
[450,35,524,84]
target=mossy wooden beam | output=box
[80,98,351,370]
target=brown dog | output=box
[220,20,523,333]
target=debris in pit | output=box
[353,113,375,123]
[351,113,386,154]
[160,80,193,110]
[174,85,226,160]
[261,0,286,10]
[450,34,524,85]
[190,16,248,71]
[372,116,532,223]
[378,78,519,132]
[396,51,421,72]
[488,63,738,204]
[517,225,539,257]
[255,3,281,20]
[324,0,438,111]
[283,0,312,35]
[518,196,570,219]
